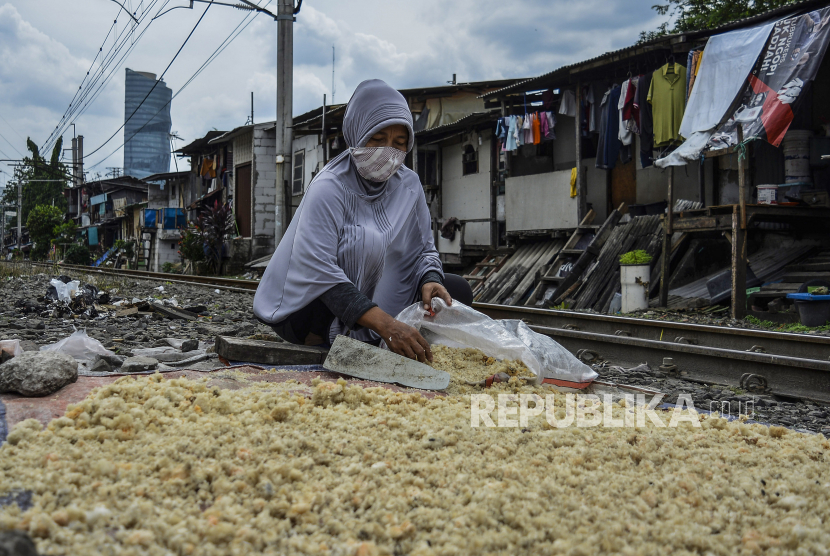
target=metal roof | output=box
[175,130,227,154]
[415,111,500,137]
[143,170,190,182]
[291,104,347,128]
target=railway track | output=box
[474,303,830,405]
[7,262,829,403]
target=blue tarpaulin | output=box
[144,209,156,228]
[163,208,186,229]
[90,193,107,205]
[88,226,98,246]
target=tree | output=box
[195,201,234,275]
[26,205,65,261]
[1,137,69,227]
[641,0,800,42]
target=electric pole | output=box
[157,0,298,245]
[274,0,297,241]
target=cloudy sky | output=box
[0,0,666,181]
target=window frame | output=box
[292,149,305,196]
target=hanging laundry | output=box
[596,85,623,170]
[586,85,597,133]
[532,113,541,144]
[617,79,634,146]
[506,116,518,151]
[495,118,507,142]
[200,157,216,178]
[688,50,703,99]
[559,89,577,117]
[637,72,654,168]
[522,114,532,145]
[569,167,577,198]
[622,77,640,133]
[648,62,687,147]
[542,89,556,111]
[544,111,556,141]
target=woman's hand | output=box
[357,307,432,363]
[421,282,452,312]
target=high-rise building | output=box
[123,68,172,179]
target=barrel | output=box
[783,130,812,184]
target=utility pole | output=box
[77,135,84,184]
[16,175,22,252]
[251,92,254,125]
[71,137,79,186]
[274,0,297,241]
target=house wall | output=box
[251,126,276,258]
[506,169,579,231]
[292,134,324,194]
[438,133,492,253]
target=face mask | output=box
[349,146,406,182]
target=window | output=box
[462,144,478,176]
[292,149,305,195]
[417,150,438,185]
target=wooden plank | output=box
[151,304,199,321]
[737,125,747,230]
[215,336,328,365]
[731,206,748,319]
[659,216,671,308]
[670,216,718,231]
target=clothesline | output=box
[494,58,693,169]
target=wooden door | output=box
[235,163,252,237]
[611,158,637,213]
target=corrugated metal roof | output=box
[481,0,827,100]
[291,104,347,128]
[415,112,499,137]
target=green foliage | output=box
[114,239,135,260]
[195,201,234,274]
[26,205,65,261]
[162,262,180,274]
[640,0,801,42]
[619,250,653,265]
[51,221,77,247]
[63,244,91,266]
[745,314,830,332]
[178,226,205,263]
[1,138,69,226]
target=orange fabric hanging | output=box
[532,113,541,144]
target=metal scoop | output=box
[323,335,450,391]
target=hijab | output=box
[253,79,442,339]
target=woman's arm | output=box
[357,307,433,363]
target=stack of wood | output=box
[473,240,564,305]
[563,215,664,313]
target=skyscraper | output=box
[123,68,172,179]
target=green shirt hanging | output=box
[647,63,687,147]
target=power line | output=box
[0,130,24,158]
[83,1,212,161]
[89,0,272,169]
[43,1,167,151]
[0,113,26,144]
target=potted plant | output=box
[619,250,653,313]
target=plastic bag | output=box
[40,329,115,362]
[0,339,22,358]
[49,279,80,302]
[394,299,597,388]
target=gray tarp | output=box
[656,21,776,168]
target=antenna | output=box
[332,45,336,104]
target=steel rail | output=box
[4,262,260,294]
[474,302,830,361]
[6,262,829,401]
[526,324,830,404]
